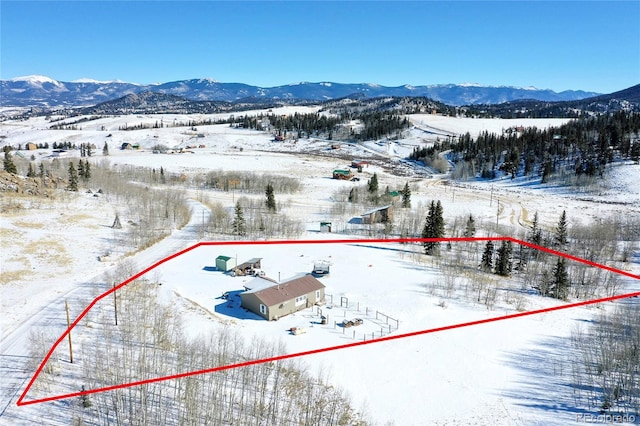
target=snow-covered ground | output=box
[1,112,639,425]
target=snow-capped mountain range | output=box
[1,75,601,108]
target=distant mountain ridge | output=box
[0,75,602,108]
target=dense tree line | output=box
[351,112,410,141]
[235,110,411,142]
[410,111,640,184]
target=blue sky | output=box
[1,1,638,93]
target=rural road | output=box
[0,200,211,420]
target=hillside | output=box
[463,84,640,117]
[0,75,601,108]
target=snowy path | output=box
[0,200,211,419]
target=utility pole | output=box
[65,300,74,363]
[113,282,118,326]
[496,199,500,229]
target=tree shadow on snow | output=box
[497,335,610,423]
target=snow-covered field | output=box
[1,112,639,425]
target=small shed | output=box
[320,221,332,233]
[121,143,133,150]
[25,143,38,150]
[361,205,394,224]
[216,255,236,272]
[333,169,353,180]
[234,258,262,276]
[312,260,330,276]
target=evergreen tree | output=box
[86,144,92,157]
[481,241,494,271]
[26,163,36,178]
[348,187,358,203]
[3,150,17,174]
[463,214,476,238]
[84,160,91,181]
[103,142,109,156]
[38,163,45,179]
[368,173,379,194]
[529,211,542,246]
[550,257,570,300]
[422,200,445,255]
[160,166,166,184]
[80,144,85,157]
[515,243,528,272]
[554,210,568,246]
[541,160,552,183]
[78,159,85,179]
[265,183,276,212]
[67,162,78,191]
[401,182,411,208]
[232,202,246,237]
[494,240,513,276]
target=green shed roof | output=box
[333,169,351,175]
[216,255,231,261]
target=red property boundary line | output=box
[16,236,640,406]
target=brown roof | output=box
[247,275,325,307]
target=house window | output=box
[295,295,307,306]
[260,304,266,315]
[315,290,321,299]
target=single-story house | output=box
[216,255,236,272]
[243,276,278,291]
[333,169,353,180]
[361,205,394,224]
[25,143,38,150]
[351,159,369,168]
[240,274,326,321]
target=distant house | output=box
[51,149,69,157]
[388,190,401,200]
[320,221,332,233]
[216,255,236,272]
[332,169,353,180]
[25,143,38,151]
[121,143,132,150]
[351,159,369,168]
[361,205,394,224]
[240,274,326,321]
